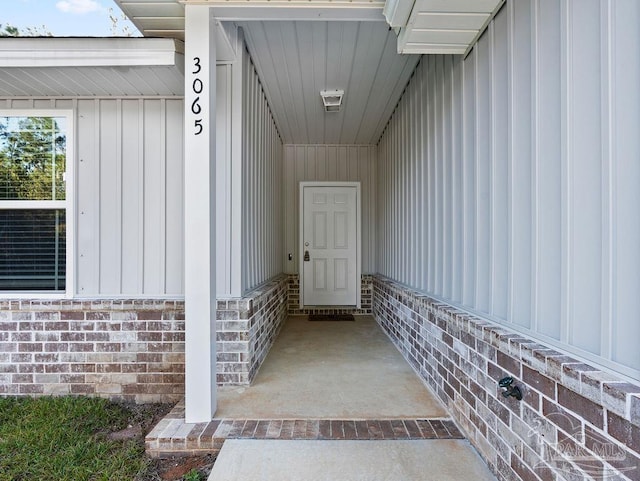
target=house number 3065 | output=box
[192,57,204,135]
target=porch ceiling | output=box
[240,21,419,144]
[112,0,500,143]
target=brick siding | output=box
[0,299,185,403]
[373,275,640,481]
[216,274,288,385]
[287,274,373,315]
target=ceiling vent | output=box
[320,89,344,112]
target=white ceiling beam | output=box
[209,6,385,22]
[0,38,183,68]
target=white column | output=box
[184,4,217,423]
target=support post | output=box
[184,4,217,423]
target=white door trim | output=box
[299,181,361,309]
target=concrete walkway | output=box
[148,315,496,481]
[208,439,497,481]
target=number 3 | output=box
[192,57,201,74]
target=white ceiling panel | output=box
[240,21,420,144]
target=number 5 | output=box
[194,119,203,135]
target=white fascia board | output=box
[0,38,183,68]
[383,0,416,27]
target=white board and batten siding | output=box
[0,97,185,298]
[242,52,284,294]
[377,0,640,379]
[283,145,376,275]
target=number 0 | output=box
[193,78,203,94]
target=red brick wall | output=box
[374,276,640,481]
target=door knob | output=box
[304,250,310,261]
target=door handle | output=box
[304,250,310,262]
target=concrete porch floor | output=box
[216,315,447,419]
[146,315,494,481]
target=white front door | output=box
[300,183,360,307]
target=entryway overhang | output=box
[114,0,504,55]
[111,0,506,424]
[0,37,184,96]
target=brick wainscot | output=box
[374,275,640,481]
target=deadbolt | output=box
[304,250,310,261]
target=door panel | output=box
[301,184,359,306]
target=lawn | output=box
[0,396,213,481]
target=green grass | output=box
[0,396,148,481]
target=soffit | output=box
[0,38,184,97]
[240,21,419,144]
[393,0,505,54]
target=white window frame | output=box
[0,109,75,299]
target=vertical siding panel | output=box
[475,33,491,313]
[567,0,602,355]
[283,146,294,273]
[165,99,184,295]
[327,145,337,181]
[411,77,419,288]
[612,0,640,371]
[511,0,533,329]
[401,93,409,284]
[442,56,453,299]
[535,0,562,339]
[434,56,443,294]
[359,146,370,274]
[295,146,306,272]
[419,60,429,292]
[462,50,477,308]
[599,0,613,360]
[451,57,464,303]
[306,145,317,180]
[142,100,163,294]
[317,145,327,180]
[427,57,436,291]
[159,99,167,293]
[75,99,99,295]
[491,8,509,320]
[120,99,141,295]
[98,99,120,294]
[370,146,377,274]
[216,66,231,296]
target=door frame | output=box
[299,181,361,309]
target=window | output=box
[0,111,73,295]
